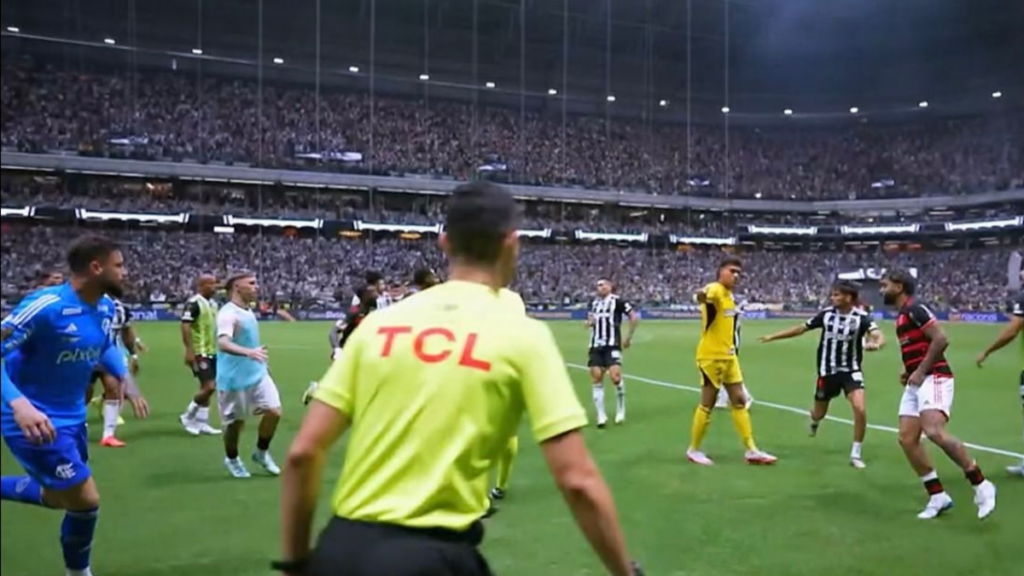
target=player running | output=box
[216,271,283,478]
[1,235,147,576]
[179,273,222,436]
[759,280,884,468]
[975,286,1024,477]
[880,269,996,519]
[586,278,639,427]
[687,257,776,466]
[278,181,643,576]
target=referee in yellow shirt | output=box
[277,181,643,576]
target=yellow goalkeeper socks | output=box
[731,405,757,451]
[688,406,712,451]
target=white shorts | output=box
[217,375,282,426]
[898,375,954,419]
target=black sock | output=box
[257,436,272,451]
[226,447,239,459]
[965,464,985,486]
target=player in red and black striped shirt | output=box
[881,269,997,519]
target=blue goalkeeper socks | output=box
[61,507,99,571]
[0,475,45,506]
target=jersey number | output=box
[376,326,492,372]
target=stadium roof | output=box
[2,0,1022,118]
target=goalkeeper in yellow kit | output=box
[686,256,777,466]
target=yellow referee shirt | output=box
[314,280,586,531]
[696,281,740,360]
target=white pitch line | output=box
[565,363,1024,460]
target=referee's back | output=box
[315,280,584,530]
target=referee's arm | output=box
[280,346,355,569]
[521,323,638,576]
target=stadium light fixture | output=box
[485,81,495,89]
[850,107,859,114]
[783,108,793,115]
[606,95,616,102]
[348,66,359,73]
[547,88,558,95]
[6,27,20,33]
[992,91,1002,98]
[659,99,668,107]
[273,57,284,65]
[419,73,430,81]
[721,106,730,114]
[103,38,116,45]
[918,101,928,108]
[191,48,203,55]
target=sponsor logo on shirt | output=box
[61,307,82,316]
[56,347,103,365]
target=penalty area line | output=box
[565,363,1024,460]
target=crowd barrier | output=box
[4,305,1005,323]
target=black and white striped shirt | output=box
[588,295,634,349]
[805,307,878,376]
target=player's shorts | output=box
[697,358,744,389]
[587,346,622,369]
[217,374,281,426]
[305,516,493,576]
[898,374,954,419]
[191,355,217,383]
[3,424,91,491]
[815,372,865,402]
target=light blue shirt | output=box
[215,302,267,391]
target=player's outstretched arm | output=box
[865,327,885,351]
[759,324,809,343]
[977,315,1023,367]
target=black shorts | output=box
[815,372,864,402]
[587,346,622,369]
[305,516,493,576]
[191,356,217,383]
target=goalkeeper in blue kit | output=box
[1,235,142,576]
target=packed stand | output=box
[0,225,1014,312]
[3,63,1023,201]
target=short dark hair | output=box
[66,235,120,274]
[444,181,519,265]
[883,269,916,296]
[365,271,383,285]
[412,268,436,287]
[719,256,743,270]
[832,280,861,299]
[36,266,62,281]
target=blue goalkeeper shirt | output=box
[1,284,128,436]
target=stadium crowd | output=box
[3,64,1022,201]
[0,225,1014,311]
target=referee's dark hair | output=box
[444,181,520,265]
[883,268,917,296]
[66,235,120,274]
[718,256,743,270]
[832,279,861,299]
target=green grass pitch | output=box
[2,319,1022,576]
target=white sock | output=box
[592,385,606,419]
[851,442,863,459]
[615,380,626,414]
[197,406,210,424]
[67,568,93,576]
[185,400,200,420]
[102,400,120,439]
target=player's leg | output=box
[219,390,252,478]
[98,370,126,447]
[492,436,518,500]
[588,350,608,427]
[915,376,995,518]
[846,387,867,468]
[686,361,721,465]
[607,358,626,424]
[2,425,102,575]
[251,375,283,475]
[898,414,954,519]
[181,358,220,435]
[1010,375,1024,476]
[809,377,837,437]
[725,377,776,465]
